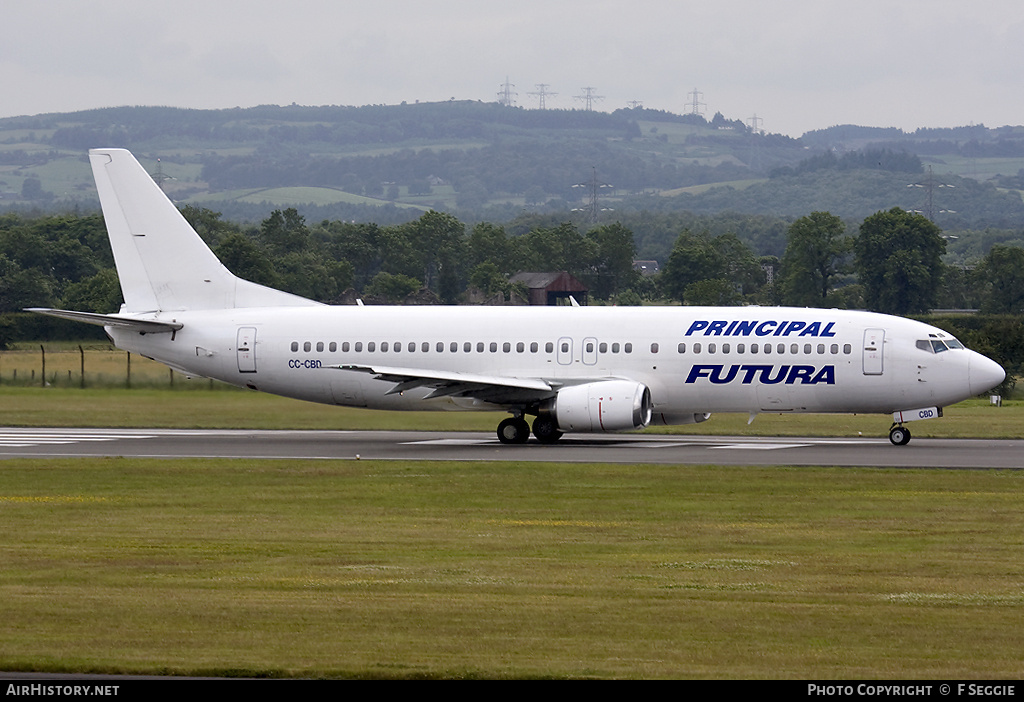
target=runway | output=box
[0,427,1021,468]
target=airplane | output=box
[29,148,1006,446]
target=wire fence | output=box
[0,344,217,389]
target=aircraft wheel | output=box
[532,415,563,444]
[889,426,911,446]
[497,417,530,444]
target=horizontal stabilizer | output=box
[25,308,183,333]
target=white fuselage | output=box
[108,304,999,423]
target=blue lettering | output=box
[761,365,790,384]
[686,364,836,386]
[734,320,757,336]
[755,321,777,336]
[785,366,816,384]
[821,321,836,337]
[685,364,716,382]
[740,365,768,384]
[784,321,806,336]
[708,365,738,384]
[799,322,821,337]
[686,320,709,336]
[707,320,728,336]
[724,320,739,336]
[811,366,836,384]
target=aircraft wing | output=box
[331,364,559,405]
[25,308,183,333]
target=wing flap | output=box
[331,363,556,405]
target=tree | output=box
[855,208,945,315]
[780,211,852,307]
[585,222,639,300]
[976,244,1024,314]
[659,229,761,304]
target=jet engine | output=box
[546,380,652,433]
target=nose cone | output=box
[969,352,1006,396]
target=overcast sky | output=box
[3,0,1022,137]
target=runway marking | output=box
[709,442,811,450]
[0,430,160,448]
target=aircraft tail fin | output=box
[89,148,321,313]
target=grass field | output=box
[1,458,1023,678]
[1,359,1021,678]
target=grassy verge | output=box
[0,385,1017,438]
[1,458,1022,678]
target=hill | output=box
[1,102,1023,231]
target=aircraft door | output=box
[557,337,573,365]
[582,337,598,365]
[862,328,884,375]
[237,327,257,373]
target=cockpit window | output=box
[917,337,963,353]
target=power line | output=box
[686,88,706,116]
[574,87,604,111]
[527,84,557,109]
[497,77,517,107]
[572,166,614,223]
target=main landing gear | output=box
[889,424,911,446]
[496,414,563,445]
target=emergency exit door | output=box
[237,327,257,373]
[862,328,884,375]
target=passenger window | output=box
[354,342,362,352]
[817,344,825,354]
[586,342,595,353]
[517,342,525,353]
[804,344,812,354]
[722,343,730,354]
[477,342,485,353]
[437,342,444,352]
[490,342,498,353]
[561,342,569,353]
[750,343,758,354]
[367,342,375,352]
[291,342,298,352]
[831,344,839,354]
[677,342,686,353]
[330,342,337,352]
[464,342,472,352]
[777,344,785,354]
[546,342,554,353]
[303,341,311,352]
[504,342,512,353]
[693,343,701,354]
[531,342,539,353]
[650,343,658,353]
[737,343,745,354]
[708,343,716,354]
[844,344,852,354]
[611,343,620,353]
[316,342,324,352]
[381,342,389,352]
[624,343,633,354]
[790,344,798,354]
[341,342,349,352]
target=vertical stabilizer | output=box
[90,148,320,312]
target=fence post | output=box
[79,345,85,388]
[40,345,46,388]
[126,351,131,389]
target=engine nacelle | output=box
[548,380,653,433]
